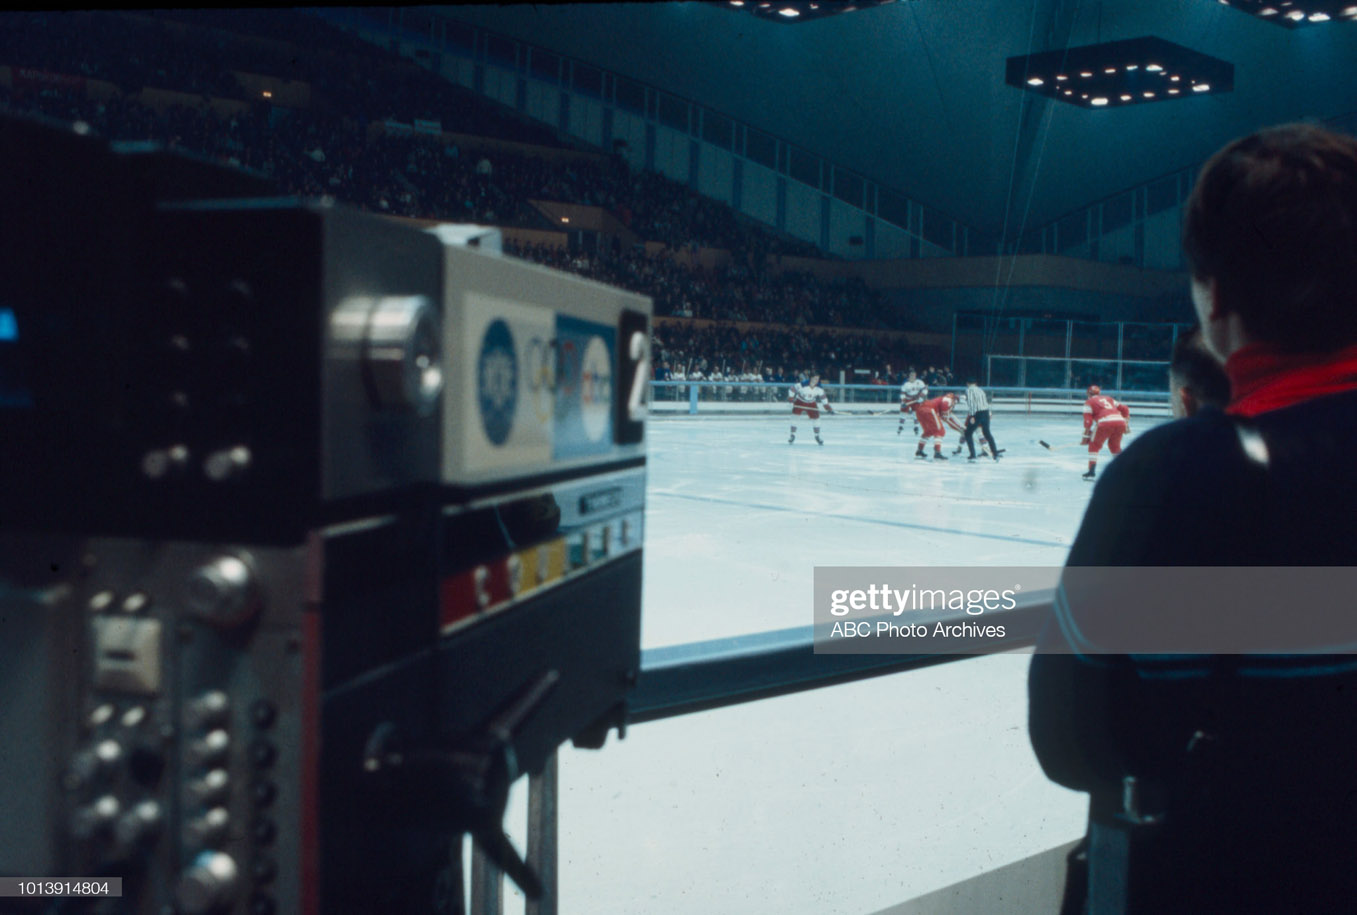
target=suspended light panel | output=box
[1006,36,1233,109]
[718,0,897,23]
[1218,0,1357,26]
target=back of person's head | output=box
[1170,327,1232,417]
[1182,123,1357,352]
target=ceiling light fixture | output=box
[1006,36,1232,109]
[1218,0,1357,24]
[716,0,897,23]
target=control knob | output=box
[184,555,259,628]
[187,769,231,807]
[69,795,120,842]
[361,295,443,414]
[187,729,231,769]
[186,691,231,730]
[182,807,230,849]
[65,739,123,791]
[113,799,163,851]
[175,851,239,915]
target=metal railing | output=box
[479,590,1056,914]
[631,588,1053,723]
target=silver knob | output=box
[93,738,123,766]
[70,794,120,841]
[187,729,230,769]
[86,703,116,728]
[65,738,124,790]
[141,445,190,480]
[203,445,251,482]
[120,592,150,614]
[113,799,162,849]
[182,807,230,849]
[363,295,443,414]
[186,691,231,731]
[186,769,230,807]
[175,850,239,914]
[184,555,258,627]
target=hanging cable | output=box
[985,0,1048,359]
[987,0,1086,365]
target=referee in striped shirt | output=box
[962,379,1001,461]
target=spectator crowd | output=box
[0,8,947,379]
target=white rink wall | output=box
[649,382,1172,418]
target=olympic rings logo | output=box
[524,337,582,422]
[524,337,582,394]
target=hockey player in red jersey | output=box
[1080,385,1130,480]
[789,373,833,445]
[913,392,965,460]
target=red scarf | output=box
[1226,342,1357,417]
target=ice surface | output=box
[641,412,1140,647]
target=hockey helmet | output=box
[1087,385,1101,397]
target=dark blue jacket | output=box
[1029,390,1357,912]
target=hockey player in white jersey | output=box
[789,373,834,445]
[898,370,927,435]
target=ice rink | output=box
[502,410,1163,915]
[639,411,1133,648]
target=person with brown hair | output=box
[1029,123,1357,913]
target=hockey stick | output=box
[1037,429,1133,452]
[822,406,900,416]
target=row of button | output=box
[141,444,253,482]
[142,274,258,492]
[88,591,150,615]
[439,510,644,634]
[182,690,231,856]
[87,555,261,633]
[246,689,280,915]
[67,698,166,860]
[160,276,256,315]
[70,795,163,851]
[85,702,149,731]
[177,689,280,914]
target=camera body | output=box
[0,114,649,913]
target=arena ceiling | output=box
[436,1,1357,239]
